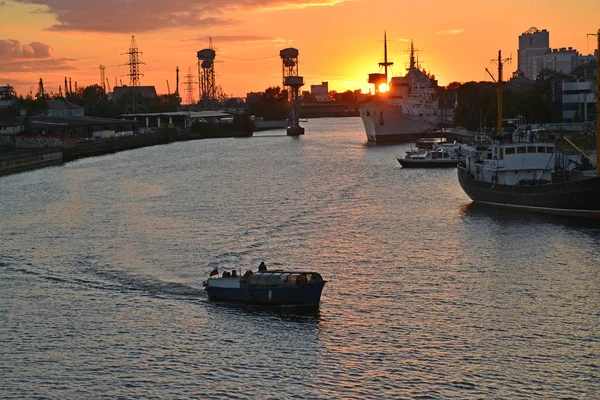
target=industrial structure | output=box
[175,66,180,99]
[119,35,149,113]
[197,39,217,110]
[184,67,197,105]
[280,47,304,136]
[123,35,145,86]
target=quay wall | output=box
[0,149,63,177]
[2,126,253,177]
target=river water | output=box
[1,117,599,399]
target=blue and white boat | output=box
[204,270,327,308]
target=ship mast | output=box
[409,40,415,70]
[379,31,394,84]
[491,50,510,137]
[596,29,600,177]
[497,50,503,137]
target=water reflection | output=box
[460,201,600,230]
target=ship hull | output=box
[360,101,438,143]
[397,158,458,168]
[457,166,600,219]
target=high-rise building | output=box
[516,27,596,80]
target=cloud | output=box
[0,58,76,73]
[11,0,344,33]
[192,35,285,44]
[0,39,74,73]
[0,39,55,59]
[436,29,465,36]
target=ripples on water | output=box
[1,118,599,398]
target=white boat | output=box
[360,36,441,143]
[397,142,461,168]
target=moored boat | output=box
[204,269,327,308]
[397,143,460,168]
[457,34,600,219]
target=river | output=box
[1,117,599,398]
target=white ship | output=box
[360,35,441,143]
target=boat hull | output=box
[397,158,457,168]
[457,166,600,218]
[206,281,326,307]
[360,101,438,143]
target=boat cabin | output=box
[245,271,323,288]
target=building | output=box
[46,99,85,117]
[113,86,158,100]
[310,82,329,102]
[517,27,597,80]
[560,81,596,122]
[0,109,24,135]
[120,111,232,130]
[0,85,18,108]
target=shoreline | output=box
[0,128,252,177]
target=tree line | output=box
[443,66,593,131]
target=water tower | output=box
[197,40,217,110]
[280,47,304,136]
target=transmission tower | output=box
[100,65,106,92]
[197,38,217,110]
[184,67,197,104]
[122,35,145,86]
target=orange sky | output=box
[1,0,598,102]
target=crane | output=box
[166,80,171,95]
[106,78,111,92]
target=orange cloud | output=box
[0,39,55,59]
[0,39,74,72]
[12,0,347,33]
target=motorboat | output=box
[204,269,327,308]
[397,142,460,168]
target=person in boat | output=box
[231,270,238,278]
[258,262,267,272]
[223,271,231,278]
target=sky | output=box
[0,0,599,102]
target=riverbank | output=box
[0,127,252,177]
[0,147,63,177]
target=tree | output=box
[246,87,289,120]
[18,95,48,116]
